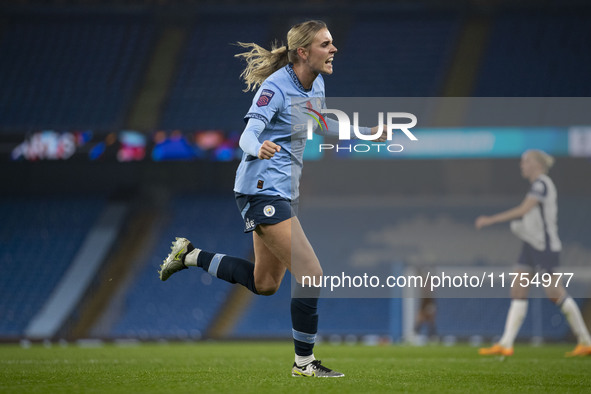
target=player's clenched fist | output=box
[258,140,281,160]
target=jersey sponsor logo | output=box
[263,205,276,217]
[256,89,275,107]
[257,180,264,189]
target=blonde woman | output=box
[159,20,386,377]
[476,150,591,357]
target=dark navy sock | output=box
[196,250,215,270]
[197,251,258,294]
[291,296,319,356]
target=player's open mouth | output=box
[325,58,333,64]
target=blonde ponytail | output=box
[235,20,327,92]
[234,41,290,92]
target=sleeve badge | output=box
[256,89,275,107]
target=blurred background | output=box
[1,0,590,347]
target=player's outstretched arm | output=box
[475,196,538,229]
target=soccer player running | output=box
[475,149,591,357]
[158,20,386,377]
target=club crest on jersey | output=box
[263,205,276,217]
[256,89,275,107]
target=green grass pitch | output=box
[1,341,589,393]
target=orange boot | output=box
[565,344,591,357]
[478,344,514,356]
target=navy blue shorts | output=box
[235,193,298,233]
[517,242,560,273]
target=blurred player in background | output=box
[475,149,591,357]
[158,20,386,377]
[414,270,437,341]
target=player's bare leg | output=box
[252,229,286,295]
[255,218,343,377]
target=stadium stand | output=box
[159,17,269,131]
[0,14,154,131]
[2,3,591,343]
[474,8,591,96]
[0,196,105,338]
[107,194,253,339]
[327,11,461,97]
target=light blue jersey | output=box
[234,63,325,200]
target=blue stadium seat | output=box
[327,12,460,97]
[0,197,105,337]
[474,9,591,96]
[159,17,269,131]
[109,194,253,339]
[0,14,154,131]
